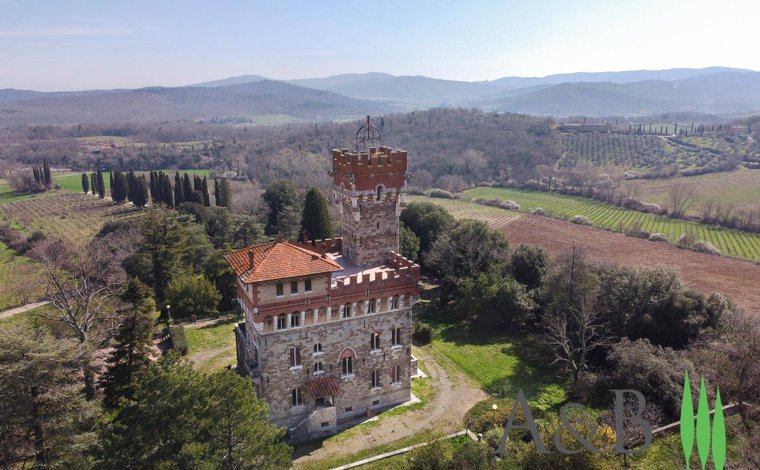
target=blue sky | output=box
[0,0,757,90]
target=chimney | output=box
[248,251,255,270]
[302,229,310,244]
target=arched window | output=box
[277,315,287,330]
[290,312,300,328]
[342,303,351,318]
[376,185,383,201]
[368,299,377,314]
[339,347,356,377]
[313,342,323,354]
[313,362,324,374]
[263,316,274,332]
[391,296,399,310]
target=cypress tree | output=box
[126,170,137,201]
[214,179,220,206]
[109,172,115,199]
[91,172,97,197]
[97,170,106,199]
[164,174,174,208]
[219,177,231,208]
[174,172,184,205]
[300,187,333,240]
[193,174,202,192]
[112,170,129,203]
[130,175,148,208]
[201,176,210,207]
[182,173,192,200]
[149,172,156,200]
[42,159,51,188]
[81,172,89,194]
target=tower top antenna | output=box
[355,115,382,152]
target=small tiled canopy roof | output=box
[224,235,342,283]
[306,376,341,399]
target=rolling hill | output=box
[0,80,395,127]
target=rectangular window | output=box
[392,327,401,346]
[305,278,312,292]
[291,388,302,407]
[289,347,301,367]
[341,357,353,376]
[371,370,381,388]
[391,365,401,383]
[276,283,284,297]
[342,304,350,318]
[371,332,380,350]
[391,296,399,309]
[290,281,298,294]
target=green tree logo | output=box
[680,370,726,470]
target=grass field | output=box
[0,192,141,243]
[0,241,44,310]
[414,287,567,410]
[632,167,760,216]
[408,196,521,228]
[459,187,760,262]
[185,317,240,373]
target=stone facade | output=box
[227,144,418,441]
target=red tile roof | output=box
[306,376,341,398]
[224,235,342,284]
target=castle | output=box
[225,141,420,440]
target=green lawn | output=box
[0,241,44,310]
[414,287,567,410]
[185,317,240,373]
[460,187,760,262]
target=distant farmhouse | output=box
[225,140,420,441]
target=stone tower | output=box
[332,144,408,266]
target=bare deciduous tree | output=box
[33,238,124,399]
[667,182,699,218]
[544,299,610,383]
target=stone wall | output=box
[340,191,401,267]
[255,306,413,431]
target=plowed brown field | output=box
[501,215,760,315]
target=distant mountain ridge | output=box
[1,67,759,126]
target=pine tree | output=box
[82,172,89,194]
[97,170,106,199]
[100,277,155,408]
[300,187,333,241]
[214,179,220,206]
[201,176,210,207]
[174,171,184,206]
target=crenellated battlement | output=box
[332,146,408,193]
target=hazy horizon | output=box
[1,0,758,91]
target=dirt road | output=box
[292,347,488,468]
[0,301,49,321]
